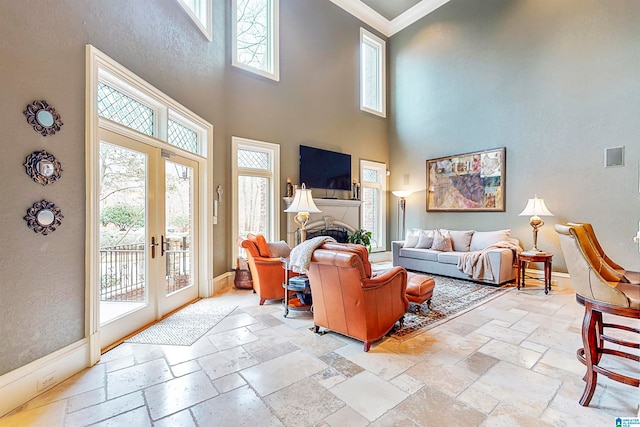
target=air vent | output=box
[604,146,624,168]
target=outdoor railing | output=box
[100,239,191,302]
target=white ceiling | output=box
[329,0,451,37]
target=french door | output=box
[98,128,199,350]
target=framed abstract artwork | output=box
[426,147,506,212]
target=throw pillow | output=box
[431,229,453,252]
[247,234,270,257]
[404,229,420,248]
[415,229,435,249]
[268,241,291,258]
[449,230,475,252]
[469,230,511,252]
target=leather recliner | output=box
[237,234,287,305]
[307,243,409,351]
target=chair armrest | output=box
[362,266,407,291]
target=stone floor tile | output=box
[106,358,172,399]
[319,351,365,378]
[0,400,66,427]
[292,329,347,357]
[153,410,197,427]
[145,370,218,420]
[473,322,529,345]
[264,378,344,425]
[252,323,306,345]
[340,348,415,381]
[64,391,145,426]
[207,326,259,351]
[519,339,547,353]
[368,409,420,427]
[190,385,283,426]
[212,372,246,393]
[324,405,369,427]
[469,361,561,418]
[248,341,300,362]
[390,373,424,395]
[406,359,478,397]
[90,406,152,427]
[240,349,326,396]
[482,404,552,426]
[312,367,347,389]
[66,387,106,413]
[170,360,201,377]
[478,339,542,369]
[160,338,219,366]
[535,347,583,376]
[329,371,409,422]
[526,326,583,354]
[509,319,540,334]
[458,386,499,414]
[456,352,500,376]
[198,345,258,381]
[105,355,135,373]
[396,386,486,426]
[207,312,258,335]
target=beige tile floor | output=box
[2,282,639,426]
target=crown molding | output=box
[329,0,451,37]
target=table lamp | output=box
[284,183,321,242]
[519,195,554,252]
[392,190,413,240]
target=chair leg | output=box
[259,298,265,305]
[364,341,371,352]
[313,325,319,334]
[579,303,599,406]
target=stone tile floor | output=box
[2,283,639,426]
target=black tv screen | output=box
[299,145,351,191]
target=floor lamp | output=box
[392,190,413,241]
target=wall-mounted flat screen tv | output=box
[299,145,351,191]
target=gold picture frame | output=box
[426,147,506,212]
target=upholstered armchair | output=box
[555,224,639,406]
[307,243,409,351]
[237,234,289,305]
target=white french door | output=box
[98,128,198,350]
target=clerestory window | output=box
[176,0,213,41]
[360,28,386,117]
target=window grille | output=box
[97,82,154,136]
[168,120,199,154]
[238,149,270,170]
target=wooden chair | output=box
[555,224,639,406]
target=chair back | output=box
[567,222,625,272]
[555,224,630,307]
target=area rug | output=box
[390,275,512,340]
[126,299,237,346]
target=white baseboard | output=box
[212,272,235,296]
[0,339,89,417]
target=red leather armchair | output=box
[237,234,286,305]
[307,243,409,351]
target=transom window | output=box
[98,82,154,136]
[232,0,280,81]
[360,28,386,117]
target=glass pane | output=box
[99,142,147,323]
[362,41,381,111]
[362,168,378,183]
[236,0,270,72]
[238,175,269,237]
[165,161,194,296]
[238,148,270,170]
[168,120,199,154]
[361,186,379,248]
[97,83,154,135]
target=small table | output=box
[281,258,312,317]
[517,252,553,294]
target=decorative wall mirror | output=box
[24,150,63,185]
[24,100,63,136]
[24,200,63,235]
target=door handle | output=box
[151,236,158,259]
[161,235,166,257]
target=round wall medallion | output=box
[24,200,63,235]
[24,100,63,136]
[24,150,63,185]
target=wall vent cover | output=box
[604,146,624,167]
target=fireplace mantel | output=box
[283,197,362,246]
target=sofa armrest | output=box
[391,241,405,266]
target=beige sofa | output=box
[392,229,520,285]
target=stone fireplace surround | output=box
[283,197,362,247]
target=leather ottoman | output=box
[406,272,435,312]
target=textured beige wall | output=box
[389,0,640,272]
[0,0,389,375]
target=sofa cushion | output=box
[415,229,435,249]
[247,234,271,257]
[437,251,460,265]
[469,230,511,252]
[448,230,474,252]
[268,241,291,258]
[399,248,440,262]
[431,229,453,251]
[404,229,420,248]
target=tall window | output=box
[232,137,280,263]
[176,0,213,41]
[360,28,386,117]
[232,0,280,81]
[360,160,387,252]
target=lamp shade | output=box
[284,183,321,213]
[392,190,413,198]
[519,195,554,217]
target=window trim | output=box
[360,159,387,252]
[176,0,213,42]
[360,28,386,118]
[231,0,280,82]
[231,136,281,267]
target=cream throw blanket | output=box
[289,236,337,274]
[457,240,521,281]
